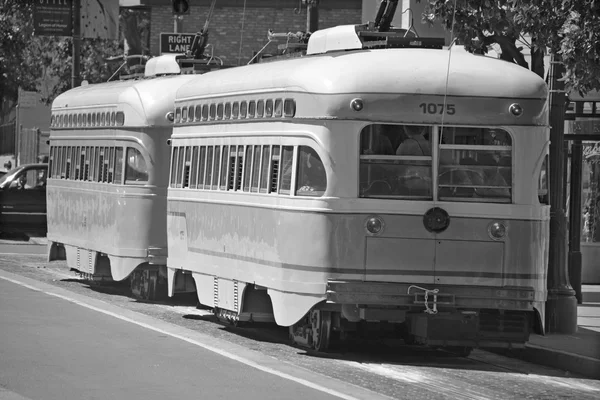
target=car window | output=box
[7,167,47,190]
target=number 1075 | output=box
[419,103,456,115]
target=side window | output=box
[359,124,432,198]
[234,146,244,191]
[170,146,178,187]
[49,147,55,178]
[274,99,283,118]
[251,145,261,192]
[257,100,265,118]
[74,146,81,180]
[183,146,191,188]
[212,145,221,189]
[297,146,326,197]
[243,145,252,192]
[205,146,214,189]
[198,146,207,189]
[93,147,100,182]
[107,147,115,184]
[539,154,549,205]
[114,147,123,184]
[270,146,280,193]
[279,146,293,194]
[125,147,148,184]
[259,145,270,193]
[227,146,237,191]
[65,146,72,179]
[82,147,90,181]
[176,147,184,188]
[220,145,229,190]
[9,168,46,190]
[438,127,512,203]
[265,99,273,117]
[190,146,199,189]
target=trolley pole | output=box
[306,0,319,33]
[568,140,584,304]
[72,0,81,88]
[546,56,578,333]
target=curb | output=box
[491,345,600,379]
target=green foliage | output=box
[0,0,124,110]
[419,0,600,96]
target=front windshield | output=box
[0,167,23,187]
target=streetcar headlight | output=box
[351,98,364,112]
[166,111,175,122]
[488,221,507,240]
[365,216,385,236]
[509,103,523,117]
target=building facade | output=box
[122,0,363,65]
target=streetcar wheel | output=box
[311,310,332,352]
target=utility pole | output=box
[568,139,584,304]
[306,0,319,33]
[546,55,578,333]
[174,15,183,33]
[72,0,81,88]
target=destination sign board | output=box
[160,33,196,55]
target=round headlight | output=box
[488,221,507,240]
[166,111,175,122]
[509,103,523,117]
[351,98,364,112]
[365,216,385,235]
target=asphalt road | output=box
[0,277,378,400]
[0,241,45,256]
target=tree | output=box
[0,0,38,118]
[0,0,151,120]
[419,0,600,95]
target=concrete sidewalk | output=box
[497,285,600,379]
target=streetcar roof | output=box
[176,47,547,102]
[51,74,196,126]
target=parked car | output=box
[0,163,48,236]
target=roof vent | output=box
[144,54,182,77]
[306,25,362,55]
[306,24,445,55]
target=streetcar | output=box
[47,55,199,299]
[166,21,550,353]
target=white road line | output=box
[0,274,387,400]
[0,387,35,400]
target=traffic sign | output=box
[160,33,196,55]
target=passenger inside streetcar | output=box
[297,146,327,195]
[394,125,432,196]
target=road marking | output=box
[0,387,35,400]
[0,273,388,400]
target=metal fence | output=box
[0,121,15,155]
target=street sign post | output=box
[160,33,196,55]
